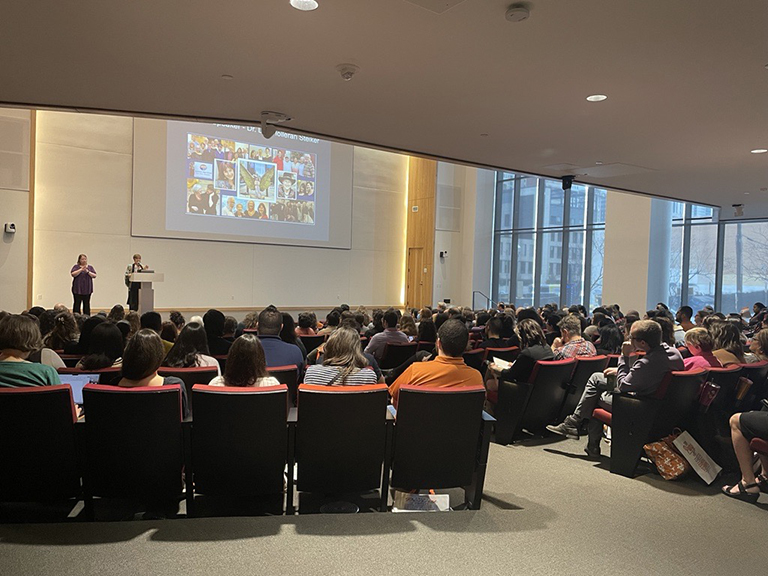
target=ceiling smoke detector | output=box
[336,63,359,81]
[505,3,530,22]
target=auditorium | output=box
[0,2,766,574]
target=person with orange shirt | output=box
[389,319,482,407]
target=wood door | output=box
[406,247,425,309]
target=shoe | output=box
[756,474,768,494]
[584,446,601,460]
[721,481,760,503]
[546,417,580,440]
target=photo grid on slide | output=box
[185,134,316,225]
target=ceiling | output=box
[2,0,767,217]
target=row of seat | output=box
[0,383,494,517]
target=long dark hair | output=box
[417,319,437,342]
[163,322,210,368]
[596,323,623,354]
[517,319,548,348]
[279,313,300,346]
[121,329,164,381]
[80,323,124,370]
[223,334,269,387]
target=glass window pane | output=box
[500,171,516,181]
[671,202,685,221]
[495,234,512,303]
[566,231,585,305]
[498,180,515,230]
[722,222,768,313]
[542,180,564,228]
[514,233,535,307]
[668,227,683,311]
[592,188,607,225]
[517,178,538,229]
[589,229,604,310]
[691,204,714,221]
[539,231,562,305]
[569,185,587,227]
[687,224,717,310]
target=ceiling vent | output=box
[403,0,468,15]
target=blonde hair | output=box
[322,327,368,384]
[684,327,713,352]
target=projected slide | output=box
[186,134,316,225]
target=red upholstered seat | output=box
[592,408,612,426]
[751,437,768,457]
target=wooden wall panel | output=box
[405,157,437,309]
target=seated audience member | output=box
[747,329,768,363]
[477,317,508,350]
[487,319,554,391]
[694,309,711,326]
[721,409,768,502]
[241,312,258,334]
[117,329,189,418]
[304,327,378,386]
[256,306,305,373]
[222,316,238,341]
[499,313,521,348]
[682,327,721,370]
[0,314,61,388]
[675,306,695,332]
[125,311,141,340]
[364,310,385,339]
[162,322,220,374]
[141,311,174,355]
[38,309,58,342]
[389,319,483,406]
[202,309,232,356]
[107,304,125,323]
[26,306,45,319]
[19,313,65,369]
[77,322,125,370]
[209,334,280,387]
[160,321,178,344]
[317,311,341,336]
[45,312,79,351]
[594,323,623,355]
[551,314,597,360]
[584,325,599,343]
[544,311,565,346]
[748,302,767,329]
[169,310,186,332]
[417,319,437,344]
[547,320,683,457]
[364,309,410,361]
[652,316,677,347]
[295,312,316,337]
[280,313,307,358]
[64,314,104,354]
[710,320,746,366]
[399,315,418,340]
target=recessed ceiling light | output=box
[595,161,603,165]
[750,148,768,154]
[586,94,608,102]
[290,0,318,10]
[744,192,750,195]
[221,74,234,81]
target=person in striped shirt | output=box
[304,327,378,386]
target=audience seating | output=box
[59,354,84,368]
[295,383,391,511]
[157,366,219,411]
[379,342,418,370]
[463,348,486,373]
[559,355,610,422]
[58,366,121,384]
[482,346,520,364]
[592,368,707,477]
[0,385,81,503]
[82,384,184,517]
[267,365,300,405]
[751,437,768,458]
[607,354,621,367]
[212,355,228,372]
[495,359,577,445]
[416,340,436,353]
[390,385,493,510]
[299,334,325,353]
[190,384,289,515]
[706,365,744,413]
[739,361,768,411]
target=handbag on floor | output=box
[643,428,691,480]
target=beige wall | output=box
[602,190,652,314]
[32,111,408,312]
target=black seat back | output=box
[463,348,486,372]
[296,384,388,493]
[268,365,299,405]
[483,347,520,364]
[380,342,418,370]
[523,359,577,432]
[158,367,219,411]
[740,361,768,410]
[391,385,485,490]
[300,335,325,353]
[652,369,707,437]
[0,385,80,501]
[560,355,609,420]
[192,384,288,496]
[82,384,183,499]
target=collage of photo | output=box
[186,134,316,224]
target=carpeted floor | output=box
[1,436,765,576]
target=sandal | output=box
[721,481,760,503]
[756,474,768,494]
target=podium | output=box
[128,272,164,314]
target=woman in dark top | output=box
[77,322,124,370]
[487,319,554,387]
[280,313,307,358]
[417,319,437,345]
[202,309,232,356]
[594,323,623,356]
[70,254,97,315]
[118,329,189,419]
[64,315,104,354]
